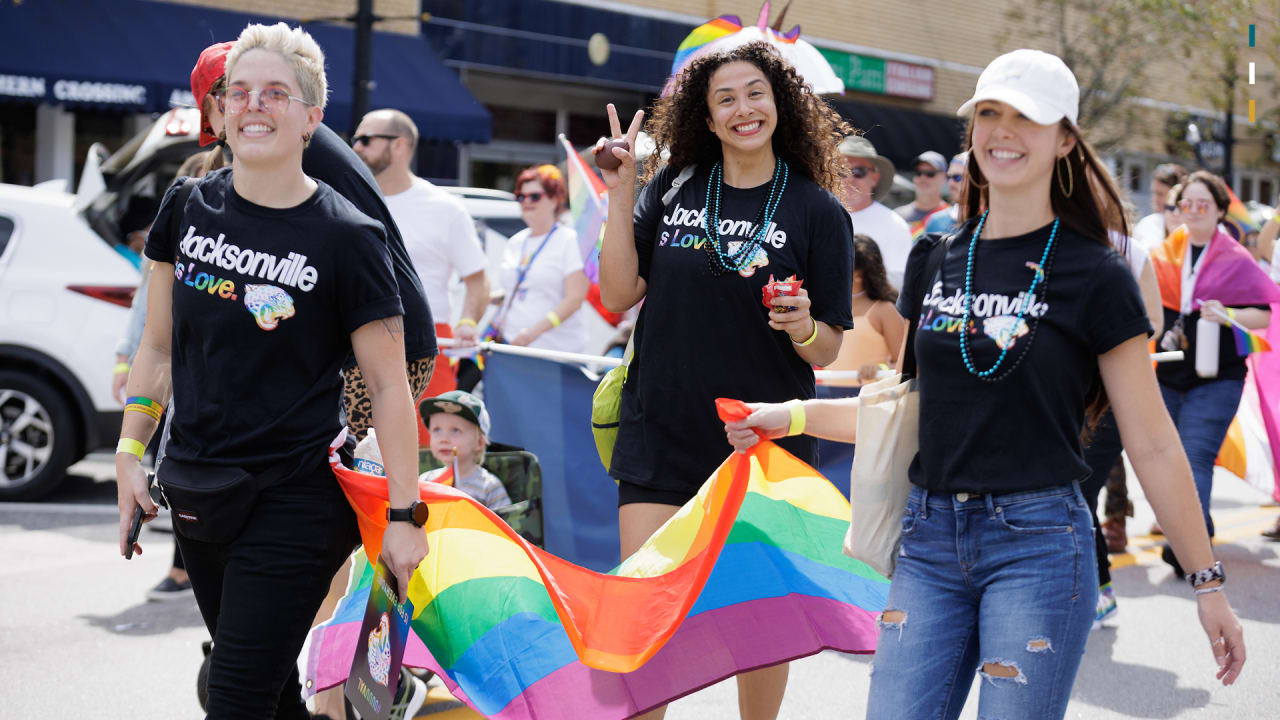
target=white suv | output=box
[0,109,200,499]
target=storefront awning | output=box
[0,0,491,143]
[831,98,965,172]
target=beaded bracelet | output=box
[792,320,819,347]
[784,399,806,436]
[113,362,131,374]
[116,438,147,460]
[545,311,562,328]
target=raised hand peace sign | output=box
[593,103,644,190]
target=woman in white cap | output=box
[725,48,1245,718]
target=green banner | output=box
[818,48,885,95]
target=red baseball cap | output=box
[190,42,233,146]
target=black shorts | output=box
[617,479,695,508]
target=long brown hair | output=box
[853,234,898,304]
[959,117,1128,433]
[643,41,852,197]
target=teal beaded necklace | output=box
[958,210,1060,381]
[702,159,788,276]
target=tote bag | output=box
[842,235,949,578]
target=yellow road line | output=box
[1110,507,1279,570]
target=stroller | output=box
[196,440,545,714]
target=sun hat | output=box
[190,42,233,147]
[419,390,491,437]
[837,135,896,202]
[956,49,1079,126]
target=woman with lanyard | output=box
[597,41,854,718]
[725,49,1244,718]
[492,164,589,352]
[114,24,428,718]
[1154,171,1272,576]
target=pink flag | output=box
[1247,304,1280,503]
[1191,230,1280,310]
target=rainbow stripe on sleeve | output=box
[306,400,889,719]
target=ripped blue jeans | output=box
[865,482,1097,720]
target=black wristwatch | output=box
[387,501,429,528]
[1186,560,1225,589]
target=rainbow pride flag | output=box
[1232,324,1272,357]
[1224,187,1260,241]
[558,134,608,285]
[305,401,889,718]
[558,134,623,326]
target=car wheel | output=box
[0,371,75,500]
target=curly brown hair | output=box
[643,42,852,198]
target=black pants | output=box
[176,454,360,719]
[1081,411,1123,587]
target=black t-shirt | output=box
[1156,245,1266,391]
[304,124,435,363]
[145,169,403,468]
[896,220,1151,494]
[611,164,854,493]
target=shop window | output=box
[488,105,556,144]
[1240,176,1254,202]
[0,104,36,186]
[1127,164,1142,193]
[1261,179,1275,205]
[74,110,128,186]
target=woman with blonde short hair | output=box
[114,23,428,718]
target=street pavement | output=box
[1,452,1277,719]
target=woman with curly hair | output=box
[596,41,855,719]
[825,234,905,386]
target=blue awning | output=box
[0,0,490,143]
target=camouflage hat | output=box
[419,390,491,436]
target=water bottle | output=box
[1195,317,1220,378]
[353,428,385,476]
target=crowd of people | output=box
[108,21,1256,720]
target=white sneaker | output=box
[386,668,427,720]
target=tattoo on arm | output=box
[381,315,405,338]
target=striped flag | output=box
[306,400,889,718]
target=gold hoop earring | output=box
[1056,154,1074,198]
[302,131,313,145]
[967,166,988,190]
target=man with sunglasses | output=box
[924,152,969,236]
[838,135,912,288]
[352,109,490,405]
[894,150,951,238]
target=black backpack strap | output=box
[167,176,200,246]
[901,232,953,380]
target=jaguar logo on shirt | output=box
[726,240,770,277]
[244,284,296,331]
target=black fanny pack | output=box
[157,457,296,544]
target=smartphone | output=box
[124,472,159,560]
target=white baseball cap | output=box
[956,49,1079,126]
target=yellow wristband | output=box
[456,317,477,328]
[116,438,146,460]
[546,311,562,328]
[785,400,806,436]
[125,404,163,422]
[114,362,131,374]
[792,319,819,347]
